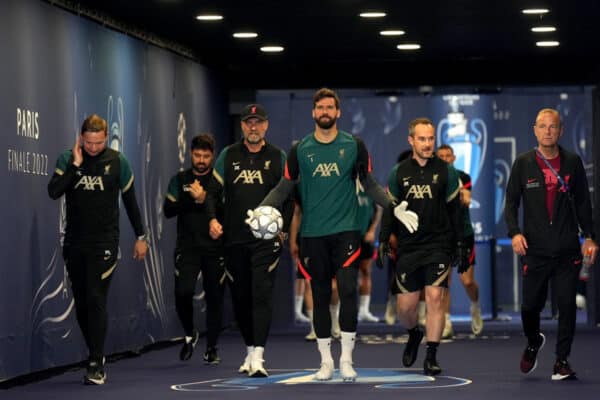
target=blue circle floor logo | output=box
[171,368,471,391]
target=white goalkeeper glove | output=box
[393,201,419,233]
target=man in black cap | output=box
[206,104,292,377]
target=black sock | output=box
[408,326,421,337]
[426,342,439,359]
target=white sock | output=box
[295,295,304,315]
[340,331,356,362]
[253,346,264,361]
[471,300,480,308]
[246,346,255,356]
[359,295,370,313]
[317,338,333,364]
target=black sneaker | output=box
[203,346,221,365]
[84,357,106,385]
[520,333,545,374]
[551,359,577,381]
[402,328,424,367]
[424,357,442,376]
[179,330,199,361]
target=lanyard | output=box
[535,147,569,192]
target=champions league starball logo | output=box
[437,96,488,187]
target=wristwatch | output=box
[137,234,148,242]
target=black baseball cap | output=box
[241,104,268,121]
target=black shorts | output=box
[296,258,310,280]
[391,262,450,294]
[300,231,361,282]
[358,240,375,261]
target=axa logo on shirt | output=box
[74,175,105,191]
[406,184,433,199]
[233,170,264,184]
[312,163,340,177]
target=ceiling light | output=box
[195,14,223,21]
[233,32,258,38]
[397,44,421,50]
[380,30,405,36]
[536,41,559,47]
[359,12,386,18]
[521,8,550,15]
[260,46,284,53]
[531,26,556,33]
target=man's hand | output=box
[582,238,599,265]
[455,241,471,273]
[209,218,223,239]
[511,234,528,256]
[393,201,419,233]
[72,136,83,167]
[188,179,206,203]
[133,239,148,261]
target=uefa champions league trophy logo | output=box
[437,96,488,187]
[177,113,187,170]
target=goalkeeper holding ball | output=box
[258,88,413,382]
[205,104,293,378]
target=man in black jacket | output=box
[206,104,292,377]
[505,108,598,380]
[48,114,147,385]
[164,134,225,364]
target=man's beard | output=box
[246,133,262,144]
[193,163,208,174]
[315,115,336,130]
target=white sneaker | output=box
[314,360,334,381]
[305,328,317,341]
[358,310,379,322]
[238,353,252,374]
[249,358,268,377]
[470,304,483,335]
[442,316,454,339]
[576,294,586,310]
[295,312,311,323]
[339,360,357,382]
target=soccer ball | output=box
[247,206,283,240]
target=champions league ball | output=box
[247,206,283,240]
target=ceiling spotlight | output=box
[195,14,223,21]
[522,8,550,15]
[536,41,560,47]
[359,12,387,18]
[233,32,258,38]
[380,30,405,36]
[531,26,556,33]
[397,44,421,50]
[260,46,284,53]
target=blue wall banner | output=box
[0,0,228,380]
